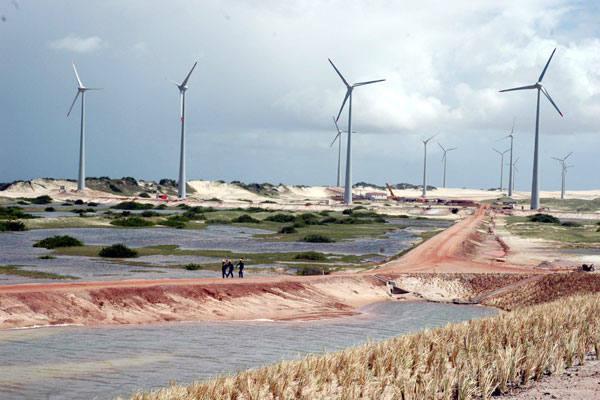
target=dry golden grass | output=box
[128,294,600,400]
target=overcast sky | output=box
[1,0,599,190]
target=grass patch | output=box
[111,216,155,228]
[293,251,327,261]
[0,265,77,280]
[111,201,154,210]
[528,213,560,224]
[38,255,56,260]
[295,265,330,275]
[0,206,35,219]
[232,214,260,224]
[506,216,600,244]
[33,235,83,249]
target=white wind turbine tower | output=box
[492,148,510,192]
[330,116,344,187]
[500,48,563,210]
[67,63,101,192]
[552,152,573,200]
[421,135,436,197]
[438,143,457,189]
[509,157,519,194]
[171,61,198,199]
[500,119,516,197]
[329,59,385,205]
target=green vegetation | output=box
[232,214,260,223]
[38,255,56,260]
[33,235,83,249]
[30,195,52,204]
[303,234,334,243]
[184,263,203,271]
[265,213,296,223]
[528,213,560,224]
[0,265,77,279]
[295,265,330,275]
[293,251,327,261]
[44,207,55,212]
[111,216,155,228]
[506,216,600,244]
[99,244,138,258]
[0,206,35,219]
[278,225,297,234]
[141,210,160,217]
[111,201,154,210]
[159,215,190,229]
[0,220,26,231]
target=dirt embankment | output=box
[0,275,388,329]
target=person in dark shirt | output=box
[221,259,227,279]
[237,258,245,278]
[226,258,234,278]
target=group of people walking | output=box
[222,257,245,278]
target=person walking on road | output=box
[237,258,245,278]
[226,258,234,278]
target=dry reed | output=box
[128,294,600,400]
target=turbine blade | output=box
[332,116,341,133]
[335,90,351,122]
[499,84,537,93]
[511,117,516,134]
[329,132,341,147]
[85,87,102,91]
[551,157,562,162]
[541,86,563,117]
[353,79,386,87]
[448,147,457,152]
[328,59,350,88]
[437,142,445,152]
[181,61,198,87]
[492,148,501,155]
[67,91,80,117]
[538,48,557,82]
[564,151,573,160]
[72,63,83,88]
[425,133,437,143]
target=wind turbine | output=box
[552,152,572,200]
[500,119,516,197]
[492,148,510,192]
[421,135,436,197]
[438,143,457,189]
[67,63,101,192]
[500,48,563,209]
[171,61,198,199]
[329,59,385,205]
[509,157,519,194]
[330,116,344,187]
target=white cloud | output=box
[49,35,106,53]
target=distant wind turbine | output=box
[500,48,563,209]
[438,143,457,189]
[170,61,198,199]
[329,59,385,205]
[510,157,519,194]
[421,135,436,197]
[551,152,573,200]
[500,118,516,197]
[67,63,101,192]
[492,148,510,192]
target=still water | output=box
[0,301,495,400]
[0,219,450,284]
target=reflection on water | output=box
[0,301,494,400]
[0,219,450,284]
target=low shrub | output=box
[110,217,155,227]
[233,214,260,223]
[182,211,206,220]
[0,206,35,219]
[318,210,331,216]
[296,266,330,276]
[279,225,297,234]
[99,244,138,258]
[528,213,560,224]
[111,201,153,210]
[265,213,296,223]
[33,235,83,249]
[206,218,231,225]
[293,251,327,261]
[320,216,339,224]
[138,192,151,198]
[30,195,52,205]
[141,210,159,218]
[159,215,189,229]
[296,213,321,225]
[45,207,55,212]
[303,234,334,243]
[74,199,85,205]
[155,204,167,210]
[87,202,98,207]
[342,208,353,215]
[38,255,56,260]
[184,263,203,271]
[560,221,582,227]
[0,220,26,231]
